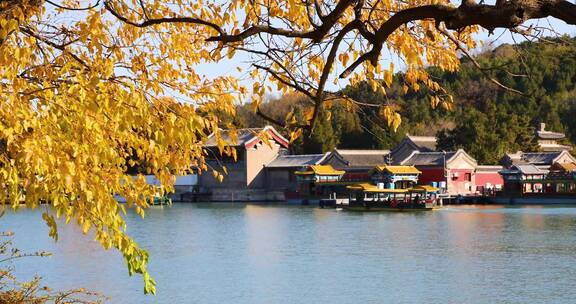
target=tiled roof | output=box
[390,146,418,164]
[539,143,572,152]
[330,149,390,168]
[390,135,436,164]
[521,152,564,165]
[204,126,288,148]
[406,135,437,151]
[502,151,576,167]
[336,149,390,155]
[401,151,456,166]
[536,123,566,139]
[205,128,259,147]
[514,164,546,175]
[374,165,421,174]
[266,154,327,168]
[476,165,504,172]
[552,162,576,172]
[295,165,345,176]
[537,130,565,140]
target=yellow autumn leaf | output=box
[0,0,499,296]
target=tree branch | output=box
[256,106,287,128]
[550,0,576,25]
[310,20,361,132]
[103,1,224,35]
[340,0,576,78]
[207,0,356,43]
[253,64,316,101]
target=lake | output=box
[2,204,576,303]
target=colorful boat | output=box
[340,183,440,212]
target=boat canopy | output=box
[411,185,440,193]
[294,165,345,176]
[347,183,410,193]
[347,183,439,193]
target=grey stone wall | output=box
[198,160,247,190]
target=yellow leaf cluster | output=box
[0,0,242,294]
[380,106,402,132]
[0,0,480,294]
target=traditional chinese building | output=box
[548,162,576,178]
[501,150,576,170]
[499,164,547,194]
[370,165,421,189]
[320,149,390,182]
[398,149,478,195]
[545,162,576,193]
[265,153,329,195]
[198,126,290,201]
[294,165,345,197]
[501,163,576,197]
[474,165,504,195]
[389,135,437,164]
[536,123,572,151]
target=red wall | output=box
[449,169,474,182]
[417,167,445,185]
[476,172,503,187]
[416,168,475,183]
[342,172,369,182]
[418,167,477,195]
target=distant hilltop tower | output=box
[536,123,571,152]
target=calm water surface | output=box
[2,204,576,303]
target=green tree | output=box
[302,109,338,153]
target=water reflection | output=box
[2,204,576,303]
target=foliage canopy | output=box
[2,0,576,294]
[234,37,576,164]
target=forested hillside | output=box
[232,37,576,164]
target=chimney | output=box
[540,123,546,132]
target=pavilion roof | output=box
[294,165,345,176]
[537,130,565,140]
[373,165,421,175]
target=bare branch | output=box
[253,64,316,100]
[103,1,224,35]
[206,0,356,43]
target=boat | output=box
[338,183,440,212]
[151,195,172,206]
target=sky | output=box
[41,1,576,105]
[192,16,576,104]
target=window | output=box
[465,173,472,181]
